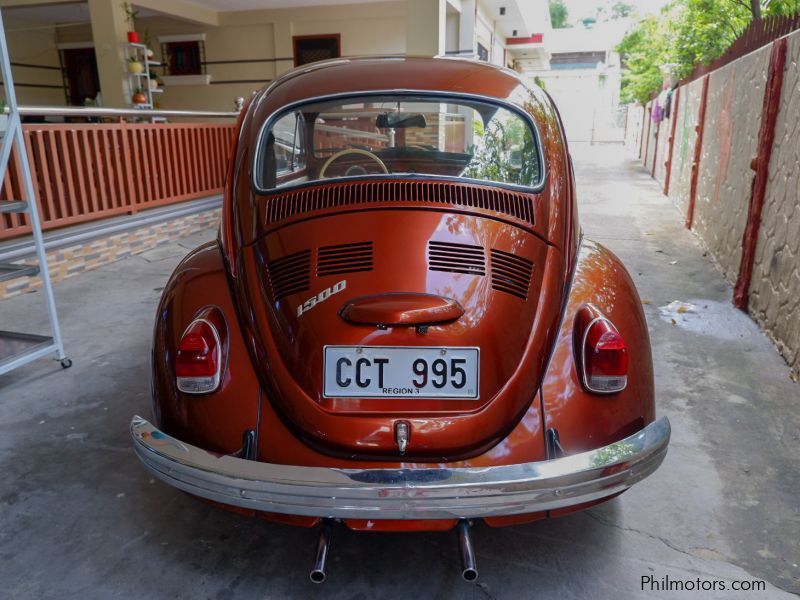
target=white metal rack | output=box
[125,42,165,122]
[0,7,70,375]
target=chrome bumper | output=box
[131,415,670,520]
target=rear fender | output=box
[540,239,655,453]
[151,241,259,454]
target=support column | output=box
[733,38,787,310]
[406,0,446,57]
[458,0,476,57]
[87,0,130,108]
[663,86,681,196]
[651,118,660,177]
[686,74,710,230]
[638,105,647,159]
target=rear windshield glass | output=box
[256,95,542,191]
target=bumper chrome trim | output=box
[131,415,670,519]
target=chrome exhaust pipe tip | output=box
[309,569,326,584]
[309,519,333,584]
[457,520,478,582]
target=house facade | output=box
[1,0,550,112]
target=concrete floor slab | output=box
[0,144,797,599]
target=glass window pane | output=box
[257,95,541,191]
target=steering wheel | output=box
[319,148,388,179]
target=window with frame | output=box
[293,34,341,67]
[257,95,542,192]
[163,40,204,76]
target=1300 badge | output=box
[297,280,346,317]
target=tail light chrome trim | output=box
[176,308,228,395]
[579,316,628,394]
[573,305,629,395]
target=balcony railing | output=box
[1,107,237,241]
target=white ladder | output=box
[0,7,70,375]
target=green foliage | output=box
[549,0,570,28]
[617,0,800,104]
[594,1,636,23]
[611,2,634,19]
[463,117,539,187]
[765,0,800,14]
[670,0,751,70]
[122,2,138,27]
[617,16,670,104]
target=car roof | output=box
[248,56,542,118]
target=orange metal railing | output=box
[0,122,235,241]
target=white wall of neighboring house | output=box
[526,21,629,143]
[475,5,495,61]
[534,58,623,143]
[445,8,460,54]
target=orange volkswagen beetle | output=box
[131,56,670,583]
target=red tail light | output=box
[176,318,222,394]
[582,318,628,393]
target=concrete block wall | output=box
[749,31,800,373]
[631,28,800,377]
[653,102,670,183]
[624,103,643,151]
[668,77,703,216]
[643,102,657,170]
[637,102,649,161]
[693,50,768,284]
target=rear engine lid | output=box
[236,202,564,460]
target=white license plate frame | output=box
[323,345,480,399]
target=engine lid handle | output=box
[339,292,464,327]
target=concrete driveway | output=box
[1,144,798,599]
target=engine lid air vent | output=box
[490,249,533,300]
[427,241,486,276]
[317,241,373,277]
[267,249,311,300]
[265,180,535,229]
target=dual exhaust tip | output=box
[310,519,333,584]
[457,520,479,582]
[309,518,478,584]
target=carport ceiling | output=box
[5,3,158,24]
[184,0,397,8]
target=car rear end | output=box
[134,59,669,580]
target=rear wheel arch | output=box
[151,241,260,455]
[540,238,655,454]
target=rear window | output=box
[256,95,542,192]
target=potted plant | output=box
[149,71,159,90]
[123,2,139,43]
[128,56,144,73]
[132,89,148,105]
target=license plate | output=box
[323,346,479,399]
